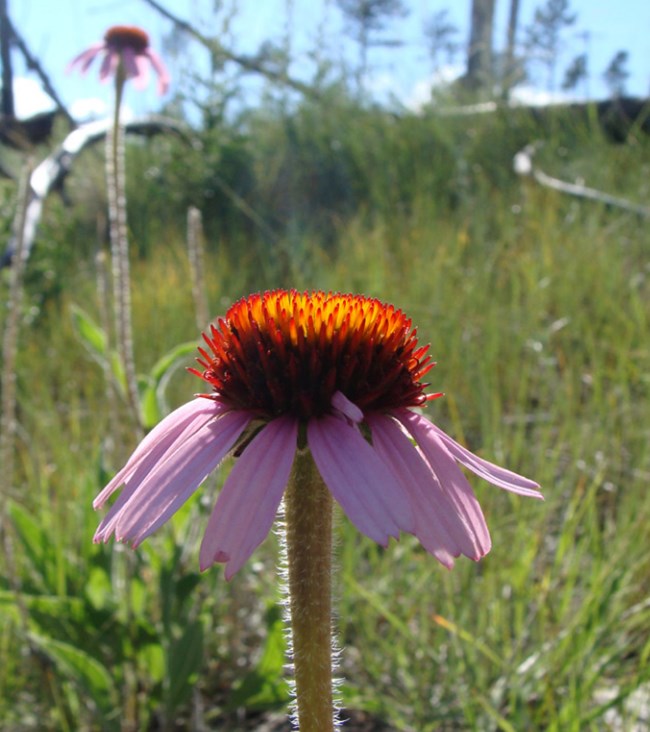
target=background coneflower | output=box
[68,25,171,437]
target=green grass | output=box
[1,102,649,730]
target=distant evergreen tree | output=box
[336,0,408,93]
[524,0,577,90]
[603,51,630,98]
[561,53,587,93]
[424,9,460,71]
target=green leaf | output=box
[150,342,197,384]
[165,620,204,718]
[0,593,19,622]
[109,351,127,395]
[152,342,198,428]
[0,590,85,618]
[8,501,56,592]
[70,304,108,359]
[175,574,202,610]
[70,304,126,397]
[28,632,118,718]
[85,566,113,611]
[138,643,165,685]
[229,605,289,710]
[159,563,203,635]
[139,379,161,430]
[138,342,196,430]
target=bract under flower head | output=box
[191,290,437,420]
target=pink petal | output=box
[94,398,224,509]
[307,415,414,546]
[367,414,483,566]
[110,410,251,543]
[95,409,249,544]
[395,409,491,557]
[132,54,150,90]
[145,48,171,95]
[199,416,298,578]
[431,425,543,498]
[66,43,106,74]
[99,50,119,83]
[121,47,143,86]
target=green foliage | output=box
[71,304,197,429]
[2,488,257,730]
[228,604,289,711]
[1,95,649,730]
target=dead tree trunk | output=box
[465,0,496,93]
[1,0,15,117]
[503,0,521,97]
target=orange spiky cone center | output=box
[104,25,150,53]
[190,290,436,420]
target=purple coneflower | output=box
[94,289,542,579]
[68,25,170,95]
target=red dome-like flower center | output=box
[104,25,150,53]
[190,290,436,420]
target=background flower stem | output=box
[186,206,209,330]
[284,447,336,732]
[0,160,33,640]
[0,159,31,501]
[106,66,143,438]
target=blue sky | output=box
[9,0,650,120]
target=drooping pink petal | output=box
[431,425,543,498]
[105,410,251,544]
[395,409,491,557]
[94,412,250,543]
[308,414,415,546]
[367,414,486,566]
[99,50,120,84]
[66,43,106,75]
[121,47,143,84]
[199,416,298,578]
[144,48,171,95]
[131,53,151,90]
[94,397,224,509]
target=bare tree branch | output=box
[514,142,650,219]
[141,0,317,98]
[7,17,74,127]
[1,116,189,268]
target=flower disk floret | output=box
[94,289,542,579]
[191,290,435,420]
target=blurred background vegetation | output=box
[1,0,649,729]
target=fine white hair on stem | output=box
[276,489,342,731]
